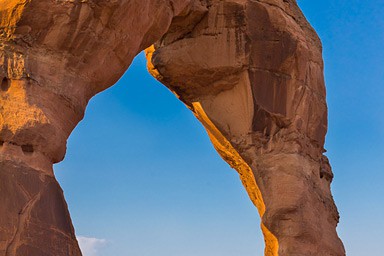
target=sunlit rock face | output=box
[0,0,344,255]
[0,0,190,255]
[148,0,345,255]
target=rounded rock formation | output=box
[0,0,345,255]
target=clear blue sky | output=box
[55,1,384,255]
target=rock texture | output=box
[147,1,345,255]
[0,0,344,255]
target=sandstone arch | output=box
[0,0,345,255]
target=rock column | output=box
[0,0,189,255]
[147,0,345,255]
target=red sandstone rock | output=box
[0,0,344,255]
[148,1,345,255]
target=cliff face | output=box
[0,0,344,255]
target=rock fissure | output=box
[5,191,41,256]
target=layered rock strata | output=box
[0,0,344,255]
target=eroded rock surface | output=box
[0,0,189,254]
[0,0,344,255]
[147,0,345,255]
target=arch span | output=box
[0,0,345,255]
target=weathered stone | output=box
[1,1,189,254]
[0,0,344,255]
[148,1,345,255]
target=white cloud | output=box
[77,236,107,256]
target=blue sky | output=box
[55,1,384,255]
[299,0,384,255]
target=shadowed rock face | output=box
[0,0,344,255]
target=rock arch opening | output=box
[0,1,345,255]
[55,53,265,255]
